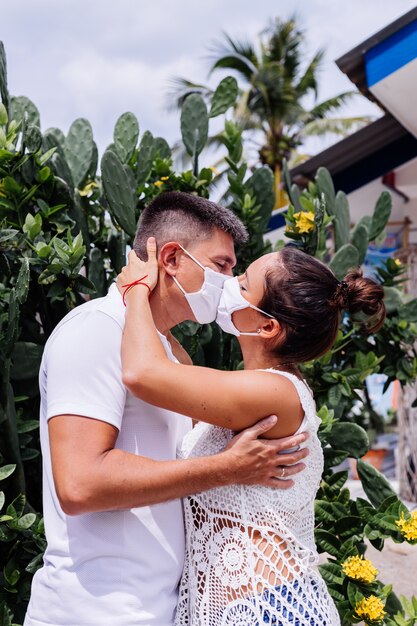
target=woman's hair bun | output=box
[339,268,386,332]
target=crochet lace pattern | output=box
[175,370,341,625]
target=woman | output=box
[118,239,385,626]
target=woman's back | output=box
[176,371,340,625]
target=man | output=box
[25,192,308,626]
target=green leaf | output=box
[318,562,344,585]
[14,512,36,530]
[17,419,39,434]
[399,298,417,323]
[315,529,341,556]
[0,465,16,482]
[23,212,42,240]
[15,256,30,304]
[75,275,97,295]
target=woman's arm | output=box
[120,241,303,438]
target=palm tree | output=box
[170,17,372,208]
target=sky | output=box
[2,0,417,160]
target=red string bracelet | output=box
[122,275,152,306]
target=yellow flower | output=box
[160,176,169,181]
[342,555,378,583]
[394,258,402,266]
[355,596,385,623]
[154,180,164,187]
[396,510,417,542]
[78,181,98,197]
[293,211,315,234]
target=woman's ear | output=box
[159,242,181,277]
[258,318,282,341]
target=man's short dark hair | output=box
[133,191,248,258]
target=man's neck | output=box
[148,283,184,336]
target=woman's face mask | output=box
[172,244,229,324]
[216,276,275,336]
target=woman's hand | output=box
[117,237,159,297]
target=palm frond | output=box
[165,77,213,112]
[302,116,374,138]
[295,49,325,99]
[307,92,356,120]
[208,32,258,80]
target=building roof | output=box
[336,7,417,102]
[290,115,417,194]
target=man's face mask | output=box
[172,244,229,324]
[216,276,275,336]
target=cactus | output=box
[64,118,94,188]
[152,137,171,160]
[357,460,397,508]
[43,127,66,153]
[87,248,106,298]
[0,41,10,112]
[245,167,275,231]
[50,152,75,188]
[369,191,392,241]
[108,229,126,274]
[209,76,238,118]
[114,112,139,164]
[326,422,369,458]
[9,95,40,128]
[315,167,336,214]
[329,243,359,280]
[24,124,42,154]
[101,149,137,237]
[88,141,98,180]
[136,130,154,185]
[333,191,350,251]
[350,222,368,265]
[181,93,208,173]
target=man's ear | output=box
[159,242,182,277]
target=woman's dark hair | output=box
[259,247,386,364]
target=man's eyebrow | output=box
[213,255,235,266]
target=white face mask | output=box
[173,244,229,324]
[216,276,275,336]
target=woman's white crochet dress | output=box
[175,370,341,626]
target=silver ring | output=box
[280,467,286,478]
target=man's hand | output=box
[223,415,309,489]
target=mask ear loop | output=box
[172,244,208,297]
[176,243,206,272]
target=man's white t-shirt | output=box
[24,284,192,626]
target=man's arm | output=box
[49,414,309,515]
